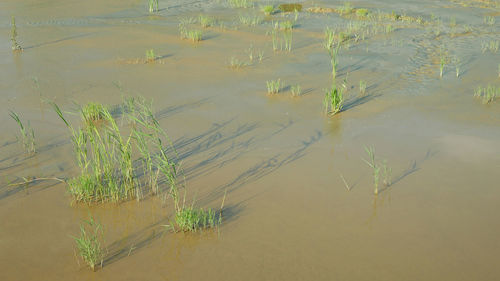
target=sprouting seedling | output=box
[11,16,22,52]
[439,47,446,78]
[9,110,36,154]
[363,146,380,195]
[148,0,159,13]
[258,50,264,62]
[246,44,254,62]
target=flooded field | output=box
[1,0,499,280]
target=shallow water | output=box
[1,0,499,280]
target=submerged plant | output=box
[11,16,22,51]
[323,84,344,115]
[72,215,104,271]
[9,110,35,154]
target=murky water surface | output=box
[1,0,499,280]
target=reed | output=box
[291,85,301,97]
[359,80,367,95]
[72,215,104,271]
[9,110,36,154]
[11,16,22,51]
[266,79,281,95]
[363,146,380,195]
[323,84,344,115]
[148,0,158,13]
[199,15,216,28]
[145,49,156,63]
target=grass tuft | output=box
[72,215,104,271]
[266,79,281,95]
[261,5,274,16]
[11,16,22,52]
[323,84,344,115]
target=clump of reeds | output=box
[179,21,203,42]
[291,84,301,97]
[227,0,253,8]
[229,56,248,69]
[11,16,22,52]
[266,79,281,95]
[81,102,107,126]
[72,215,104,271]
[261,5,274,16]
[324,28,341,79]
[323,84,344,115]
[239,14,262,26]
[198,15,216,28]
[9,110,35,154]
[51,97,179,204]
[270,21,293,52]
[474,85,500,104]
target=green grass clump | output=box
[481,40,499,53]
[291,84,301,97]
[81,102,107,125]
[261,5,274,16]
[271,22,293,52]
[148,0,158,13]
[145,49,156,63]
[266,79,281,94]
[474,85,500,104]
[9,110,35,154]
[72,215,104,271]
[11,16,22,52]
[229,56,248,69]
[227,0,253,8]
[198,15,216,28]
[355,8,369,17]
[278,3,302,12]
[339,2,353,15]
[51,97,178,203]
[179,22,203,42]
[239,14,262,26]
[323,84,344,115]
[174,207,217,232]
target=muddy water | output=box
[1,0,500,280]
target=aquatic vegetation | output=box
[239,14,262,26]
[382,160,392,187]
[81,102,107,125]
[323,84,344,115]
[270,22,293,52]
[174,207,217,232]
[453,56,460,78]
[261,5,274,16]
[484,16,495,26]
[278,3,302,12]
[148,0,158,13]
[258,50,264,62]
[266,79,281,95]
[199,15,216,28]
[51,97,178,203]
[9,110,36,154]
[11,16,22,51]
[145,49,156,63]
[280,20,294,30]
[363,146,380,195]
[291,85,302,97]
[72,215,104,271]
[179,23,203,42]
[481,40,499,53]
[359,80,367,95]
[339,2,354,15]
[229,56,248,69]
[356,8,369,17]
[474,85,500,104]
[227,0,253,8]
